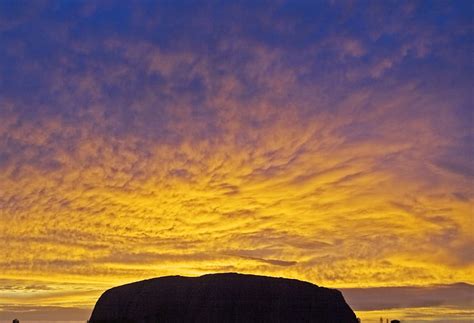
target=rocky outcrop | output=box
[89,273,358,323]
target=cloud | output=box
[342,283,474,311]
[0,306,91,321]
[239,256,297,267]
[0,1,472,320]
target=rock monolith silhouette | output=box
[89,273,358,323]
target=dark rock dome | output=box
[89,273,358,323]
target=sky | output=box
[0,0,472,322]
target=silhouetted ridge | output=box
[89,273,358,323]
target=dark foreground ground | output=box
[89,273,358,323]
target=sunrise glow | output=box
[0,1,472,322]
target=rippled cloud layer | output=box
[0,1,472,320]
